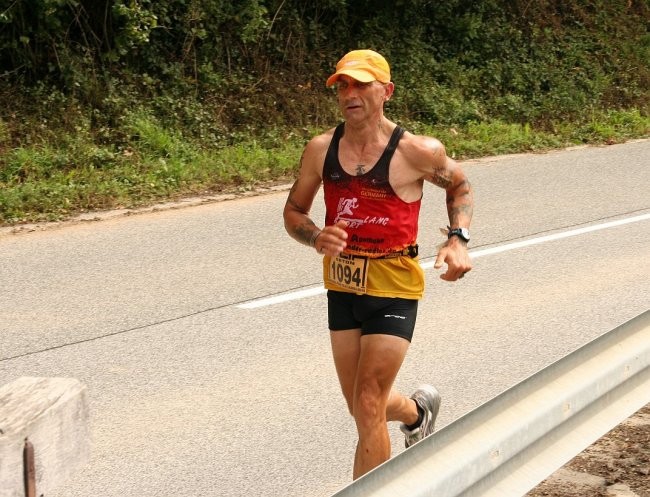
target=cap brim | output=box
[326,69,377,87]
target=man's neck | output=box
[344,116,394,145]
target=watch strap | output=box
[447,227,470,242]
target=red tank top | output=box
[323,123,422,257]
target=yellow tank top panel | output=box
[323,255,425,299]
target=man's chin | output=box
[342,109,366,122]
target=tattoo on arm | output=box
[285,178,319,245]
[446,179,473,225]
[431,169,453,189]
[286,181,305,211]
[295,220,318,244]
[429,148,453,188]
[425,146,474,226]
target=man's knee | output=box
[353,381,386,426]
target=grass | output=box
[0,109,648,226]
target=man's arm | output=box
[283,145,322,246]
[423,139,474,281]
[283,136,348,255]
[428,152,473,233]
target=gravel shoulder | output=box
[526,403,650,497]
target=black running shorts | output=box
[327,290,419,342]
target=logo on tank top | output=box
[334,197,390,229]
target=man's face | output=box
[334,75,393,123]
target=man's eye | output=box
[337,81,372,91]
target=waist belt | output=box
[376,244,419,259]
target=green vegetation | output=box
[1,1,648,225]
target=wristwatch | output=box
[448,227,470,243]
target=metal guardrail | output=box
[332,310,650,497]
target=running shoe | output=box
[400,384,441,448]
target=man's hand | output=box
[314,220,348,256]
[434,237,472,281]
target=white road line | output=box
[238,212,650,309]
[422,212,650,268]
[238,286,326,309]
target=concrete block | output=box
[0,377,90,497]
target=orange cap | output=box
[326,49,391,87]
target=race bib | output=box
[327,254,369,293]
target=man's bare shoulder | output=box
[306,127,336,152]
[398,131,448,174]
[299,127,335,171]
[400,131,446,157]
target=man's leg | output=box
[352,334,414,478]
[330,331,419,478]
[330,329,362,416]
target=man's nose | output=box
[340,86,359,97]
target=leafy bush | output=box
[0,0,648,224]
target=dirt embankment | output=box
[527,403,650,497]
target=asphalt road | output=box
[1,139,649,497]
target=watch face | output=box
[449,228,470,241]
